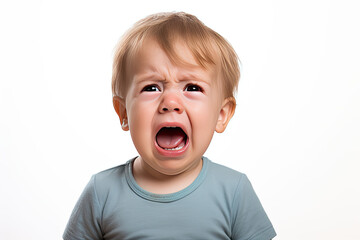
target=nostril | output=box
[160,105,182,112]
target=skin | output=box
[113,38,235,194]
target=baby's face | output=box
[119,38,233,176]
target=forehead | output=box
[127,38,219,81]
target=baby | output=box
[63,12,276,240]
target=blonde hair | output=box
[112,12,240,99]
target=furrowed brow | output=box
[179,73,211,86]
[134,73,165,84]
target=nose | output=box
[158,91,184,114]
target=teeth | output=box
[164,145,184,151]
[163,141,186,151]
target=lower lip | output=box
[154,138,190,157]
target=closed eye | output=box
[184,84,203,92]
[141,85,161,92]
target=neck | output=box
[132,156,203,194]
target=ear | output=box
[215,97,236,133]
[113,96,129,131]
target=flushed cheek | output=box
[182,98,207,116]
[188,108,217,147]
[193,119,216,144]
[128,104,155,145]
[128,98,156,123]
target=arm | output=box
[231,174,276,240]
[63,176,103,240]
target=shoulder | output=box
[62,162,131,240]
[94,161,128,182]
[204,158,276,239]
[207,158,244,176]
[205,157,246,185]
[206,159,259,206]
[203,157,250,201]
[89,160,131,203]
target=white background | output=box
[1,0,359,239]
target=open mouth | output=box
[156,127,188,151]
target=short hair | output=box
[112,12,240,99]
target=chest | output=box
[101,191,233,240]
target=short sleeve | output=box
[63,175,103,240]
[231,174,276,240]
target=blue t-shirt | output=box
[63,157,276,239]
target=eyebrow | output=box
[134,72,211,86]
[133,73,164,84]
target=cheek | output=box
[128,102,155,143]
[183,95,208,115]
[130,109,149,129]
[127,97,156,122]
[188,101,219,140]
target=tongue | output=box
[156,128,185,149]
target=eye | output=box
[184,84,203,92]
[141,85,160,92]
